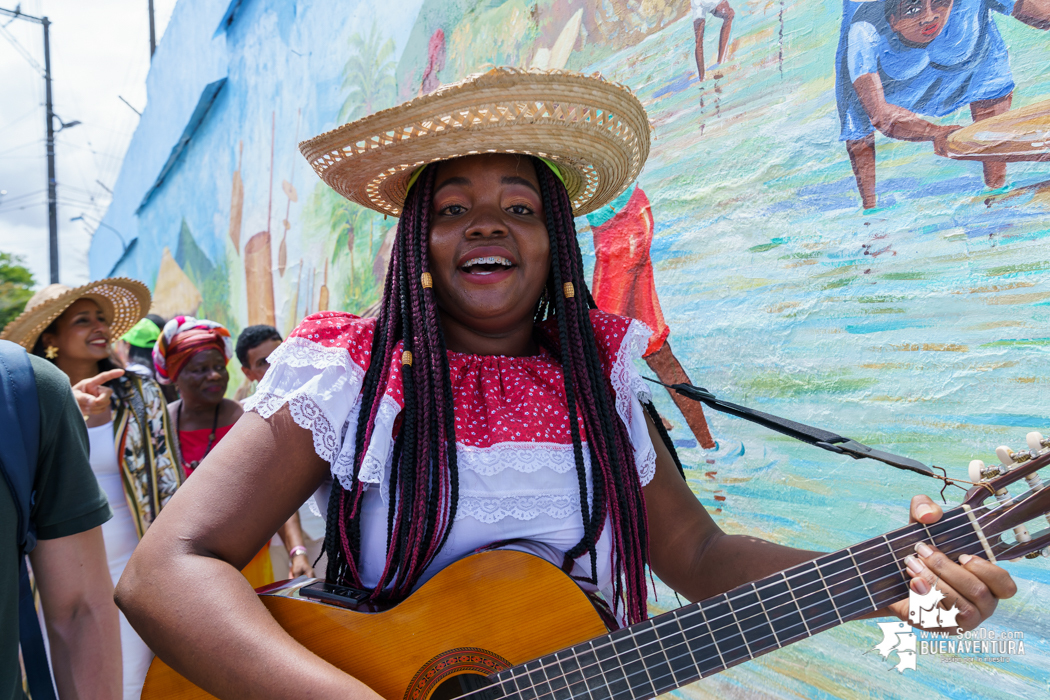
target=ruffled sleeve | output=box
[244,312,401,490]
[588,310,657,486]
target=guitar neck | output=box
[486,503,990,700]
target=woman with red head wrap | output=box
[153,316,314,586]
[153,316,241,477]
[152,317,277,584]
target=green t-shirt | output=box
[2,354,112,700]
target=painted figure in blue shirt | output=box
[835,0,1050,209]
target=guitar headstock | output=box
[962,432,1050,562]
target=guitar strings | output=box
[491,508,990,700]
[481,497,1004,700]
[565,488,1033,686]
[454,484,1041,700]
[518,487,1035,699]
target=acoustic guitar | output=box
[142,438,1050,700]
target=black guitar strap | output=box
[643,378,934,477]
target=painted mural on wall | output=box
[103,0,1050,696]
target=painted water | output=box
[576,3,1050,697]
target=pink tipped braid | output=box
[533,159,650,624]
[322,165,459,601]
[323,160,649,623]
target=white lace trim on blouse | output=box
[244,336,362,465]
[612,319,657,487]
[247,321,657,524]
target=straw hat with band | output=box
[298,67,652,217]
[0,278,152,352]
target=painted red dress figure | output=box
[587,186,714,448]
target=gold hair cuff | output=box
[420,272,433,289]
[402,351,413,366]
[563,282,575,299]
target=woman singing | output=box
[116,69,1016,700]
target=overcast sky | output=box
[0,0,178,289]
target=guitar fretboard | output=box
[484,504,988,700]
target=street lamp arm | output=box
[71,214,129,251]
[54,116,81,131]
[97,221,129,250]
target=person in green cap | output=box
[119,314,165,379]
[119,314,179,403]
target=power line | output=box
[118,94,141,116]
[0,104,42,131]
[0,139,44,157]
[0,200,45,212]
[0,188,46,203]
[0,18,43,76]
[0,4,79,283]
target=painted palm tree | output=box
[339,21,397,124]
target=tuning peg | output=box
[997,444,1032,467]
[1027,431,1048,455]
[968,459,1003,482]
[968,460,985,482]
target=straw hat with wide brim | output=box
[1,278,151,351]
[299,67,651,217]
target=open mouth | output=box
[460,255,515,275]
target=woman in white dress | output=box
[1,279,183,700]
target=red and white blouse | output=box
[246,309,656,612]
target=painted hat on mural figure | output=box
[298,67,652,217]
[0,278,152,351]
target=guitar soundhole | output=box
[430,673,487,700]
[404,647,510,700]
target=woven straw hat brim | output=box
[0,277,152,351]
[299,67,651,217]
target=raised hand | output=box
[72,368,124,417]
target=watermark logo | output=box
[871,584,1024,673]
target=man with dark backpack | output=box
[1,339,121,700]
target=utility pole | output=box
[148,0,156,57]
[42,16,58,283]
[1,6,79,284]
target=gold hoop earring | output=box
[45,345,59,360]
